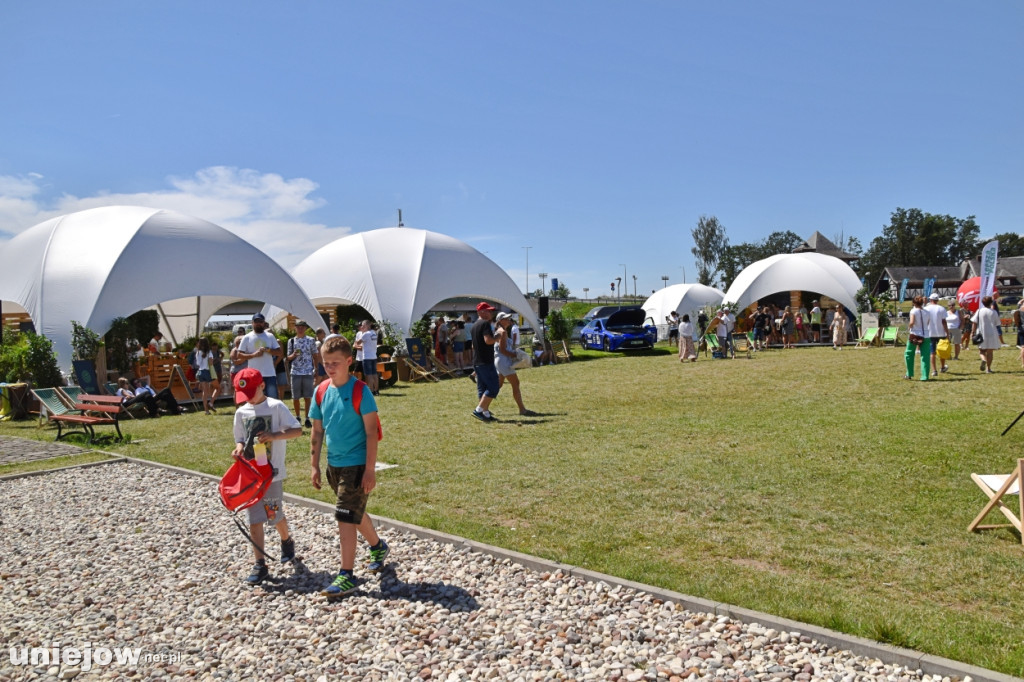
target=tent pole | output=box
[156,303,178,347]
[196,296,201,339]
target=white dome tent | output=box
[286,227,540,336]
[642,283,725,340]
[722,253,862,314]
[0,206,323,371]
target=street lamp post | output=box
[632,274,636,297]
[522,246,532,296]
[615,277,622,301]
[661,275,669,289]
[583,287,589,300]
[539,272,548,296]
[619,264,627,301]
[681,266,686,283]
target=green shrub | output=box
[0,331,63,387]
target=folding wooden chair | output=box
[402,338,440,382]
[881,326,903,347]
[732,333,753,359]
[429,355,460,378]
[968,458,1024,543]
[855,327,880,348]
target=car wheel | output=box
[603,338,610,352]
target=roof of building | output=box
[792,231,859,261]
[880,266,964,284]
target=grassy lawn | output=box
[4,343,1024,675]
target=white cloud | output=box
[0,166,351,268]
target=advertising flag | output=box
[980,240,999,299]
[923,278,936,299]
[898,278,909,303]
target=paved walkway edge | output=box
[2,455,1018,682]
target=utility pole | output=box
[661,275,669,289]
[522,246,532,296]
[539,272,548,295]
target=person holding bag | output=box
[904,296,931,381]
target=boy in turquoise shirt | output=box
[310,335,390,599]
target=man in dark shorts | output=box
[471,302,500,422]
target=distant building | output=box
[792,231,859,263]
[874,257,1024,301]
[874,266,963,300]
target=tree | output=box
[858,208,980,289]
[553,283,570,298]
[691,215,729,287]
[983,232,1024,258]
[719,230,804,286]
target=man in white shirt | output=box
[236,313,283,398]
[924,293,949,376]
[353,319,379,395]
[715,308,734,359]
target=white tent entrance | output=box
[723,253,862,315]
[0,206,323,371]
[287,227,540,335]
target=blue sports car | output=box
[580,308,657,351]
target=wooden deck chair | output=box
[429,353,461,378]
[403,338,440,382]
[968,459,1024,543]
[32,387,72,424]
[855,327,881,348]
[704,333,722,358]
[881,326,902,347]
[732,333,753,359]
[72,359,102,394]
[104,382,119,395]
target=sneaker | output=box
[245,561,269,586]
[304,418,312,429]
[940,366,948,373]
[931,370,938,377]
[981,360,987,372]
[472,409,489,422]
[367,539,390,573]
[280,538,296,564]
[322,570,357,598]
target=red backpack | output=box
[218,453,274,512]
[315,378,383,441]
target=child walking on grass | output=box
[232,367,303,586]
[310,335,390,599]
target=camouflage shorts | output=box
[326,465,368,525]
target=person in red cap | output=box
[471,302,501,421]
[231,367,303,586]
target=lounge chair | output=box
[30,387,123,443]
[855,327,881,348]
[704,333,723,358]
[429,354,461,379]
[881,326,903,347]
[72,359,103,394]
[732,333,753,359]
[968,458,1024,543]
[402,338,440,382]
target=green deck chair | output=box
[855,327,881,348]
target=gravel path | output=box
[1,463,959,681]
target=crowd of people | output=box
[904,292,1007,379]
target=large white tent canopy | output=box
[0,206,323,371]
[723,253,861,314]
[642,284,725,339]
[287,227,540,335]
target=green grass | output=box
[4,344,1024,675]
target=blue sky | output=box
[1,1,1021,298]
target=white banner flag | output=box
[980,240,999,300]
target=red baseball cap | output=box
[476,302,496,312]
[233,368,264,403]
